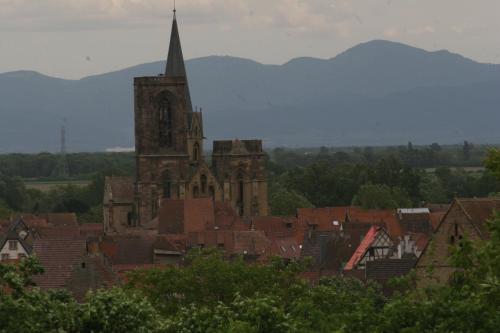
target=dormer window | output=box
[9,240,17,251]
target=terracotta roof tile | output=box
[104,176,134,203]
[297,206,402,239]
[456,198,500,239]
[37,226,80,239]
[100,235,155,266]
[45,213,78,228]
[266,238,301,260]
[429,212,446,231]
[32,238,87,289]
[79,223,104,238]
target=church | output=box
[103,11,268,234]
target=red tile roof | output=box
[79,223,104,238]
[159,198,215,234]
[99,235,155,266]
[429,212,446,231]
[344,226,381,271]
[36,226,80,239]
[45,213,79,228]
[456,198,500,239]
[266,238,301,260]
[32,238,87,289]
[297,206,402,239]
[252,216,303,243]
[104,176,134,203]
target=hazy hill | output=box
[1,40,500,152]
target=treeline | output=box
[0,153,134,221]
[2,218,500,332]
[272,141,488,169]
[1,145,500,220]
[0,152,135,179]
[269,148,500,215]
[0,173,107,222]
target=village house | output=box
[415,198,500,287]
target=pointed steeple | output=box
[165,10,193,111]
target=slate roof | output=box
[164,12,193,111]
[365,258,417,281]
[301,222,372,274]
[0,219,33,254]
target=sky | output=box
[1,0,499,79]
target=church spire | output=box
[165,9,193,111]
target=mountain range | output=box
[1,40,500,153]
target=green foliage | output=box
[126,249,309,315]
[352,183,411,209]
[81,288,160,333]
[485,148,500,180]
[0,152,135,179]
[0,199,13,219]
[270,188,314,216]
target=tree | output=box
[81,288,160,333]
[485,148,500,180]
[352,183,411,209]
[270,188,313,216]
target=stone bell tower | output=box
[134,11,203,225]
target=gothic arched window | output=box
[193,142,200,162]
[201,175,207,194]
[237,172,245,216]
[163,171,171,198]
[158,95,173,148]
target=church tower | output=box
[134,11,204,225]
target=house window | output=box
[9,240,17,251]
[1,254,8,261]
[18,254,26,259]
